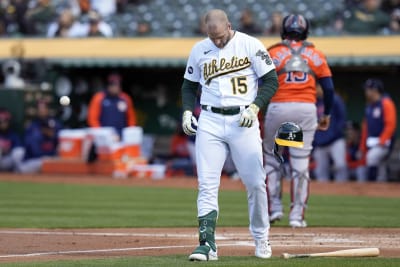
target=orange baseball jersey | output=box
[359,96,397,152]
[268,41,332,103]
[88,91,136,130]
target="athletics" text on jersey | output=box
[203,56,251,84]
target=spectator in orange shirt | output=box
[359,78,397,182]
[87,73,136,138]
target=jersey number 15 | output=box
[230,76,248,94]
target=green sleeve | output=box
[253,70,279,109]
[181,78,200,111]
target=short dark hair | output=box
[108,73,121,85]
[363,78,384,93]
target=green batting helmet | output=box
[275,122,304,148]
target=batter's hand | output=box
[318,115,331,130]
[239,104,259,128]
[182,110,198,136]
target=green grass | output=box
[0,180,398,266]
[1,256,400,267]
[0,181,398,228]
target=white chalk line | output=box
[0,242,254,259]
[0,230,397,243]
[0,230,328,238]
[0,242,391,259]
[0,245,192,258]
[0,230,397,258]
[0,230,197,238]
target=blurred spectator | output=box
[90,0,116,18]
[19,101,62,173]
[238,8,263,35]
[84,9,113,37]
[359,78,397,181]
[2,59,25,89]
[336,0,391,34]
[53,0,83,17]
[0,20,5,36]
[382,0,400,33]
[166,125,195,176]
[79,0,91,14]
[193,15,207,36]
[382,0,400,12]
[389,8,400,32]
[25,0,56,35]
[1,0,29,36]
[87,73,137,138]
[47,8,86,37]
[116,0,128,13]
[312,84,348,182]
[346,121,367,181]
[136,21,152,36]
[0,108,25,172]
[265,11,283,36]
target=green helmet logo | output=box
[275,122,304,148]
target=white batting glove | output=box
[239,104,259,128]
[182,110,198,136]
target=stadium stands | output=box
[2,0,398,38]
[103,0,346,37]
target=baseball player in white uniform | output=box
[180,9,278,261]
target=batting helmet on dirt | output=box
[275,121,304,148]
[272,122,303,164]
[273,122,304,164]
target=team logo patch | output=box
[188,66,193,74]
[117,101,127,112]
[256,50,272,65]
[373,107,381,118]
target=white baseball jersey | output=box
[184,31,275,107]
[183,31,275,241]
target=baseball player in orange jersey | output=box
[181,9,278,261]
[263,14,335,228]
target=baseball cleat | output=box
[269,211,284,223]
[255,239,272,259]
[188,244,218,261]
[289,220,307,228]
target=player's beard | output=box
[220,30,233,48]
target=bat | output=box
[282,247,380,259]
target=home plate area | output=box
[0,227,399,263]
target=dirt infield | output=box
[0,227,399,263]
[0,173,399,263]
